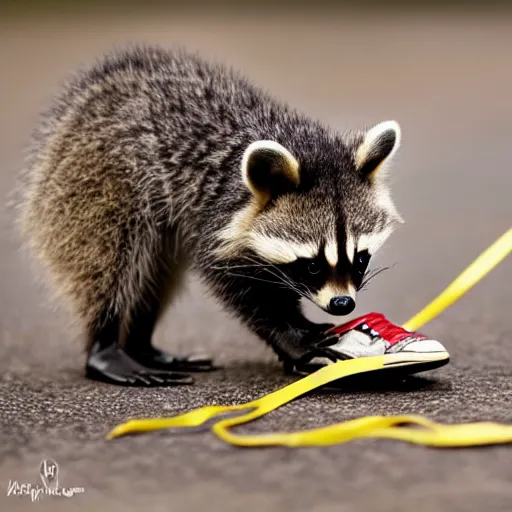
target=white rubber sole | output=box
[292,350,450,377]
[381,350,450,367]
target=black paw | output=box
[86,344,194,387]
[281,330,346,376]
[126,346,217,373]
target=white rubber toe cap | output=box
[400,338,447,353]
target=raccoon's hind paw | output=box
[126,346,217,373]
[85,344,194,387]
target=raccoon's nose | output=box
[329,296,356,316]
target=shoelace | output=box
[107,227,512,449]
[362,313,418,344]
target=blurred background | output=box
[0,2,511,511]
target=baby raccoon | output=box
[17,45,403,386]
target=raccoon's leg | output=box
[122,282,215,373]
[122,242,215,372]
[249,301,339,371]
[85,309,194,386]
[209,274,340,370]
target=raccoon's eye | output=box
[308,262,321,275]
[354,250,371,275]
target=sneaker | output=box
[296,312,450,375]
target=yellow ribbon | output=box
[107,227,512,448]
[403,227,512,332]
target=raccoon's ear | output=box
[241,140,300,204]
[355,120,401,178]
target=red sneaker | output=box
[297,312,450,375]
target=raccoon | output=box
[16,45,403,386]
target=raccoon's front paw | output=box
[280,328,343,375]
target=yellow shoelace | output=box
[108,228,512,448]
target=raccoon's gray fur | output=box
[16,45,403,385]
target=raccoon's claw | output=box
[290,348,351,376]
[127,346,217,372]
[283,348,348,376]
[86,344,194,387]
[281,331,343,376]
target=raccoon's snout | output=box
[328,296,355,316]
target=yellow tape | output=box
[107,357,386,440]
[107,227,512,448]
[403,227,512,332]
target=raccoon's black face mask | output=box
[278,244,372,316]
[216,121,403,315]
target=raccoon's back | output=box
[19,46,322,241]
[17,45,337,260]
[29,45,305,161]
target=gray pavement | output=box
[0,8,511,512]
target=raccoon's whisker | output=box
[238,256,290,283]
[211,263,275,271]
[237,270,307,300]
[218,262,300,295]
[239,256,279,269]
[220,256,309,300]
[260,264,307,299]
[224,272,284,287]
[367,265,392,281]
[211,255,280,271]
[263,272,303,297]
[358,265,391,291]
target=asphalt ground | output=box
[0,9,511,512]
